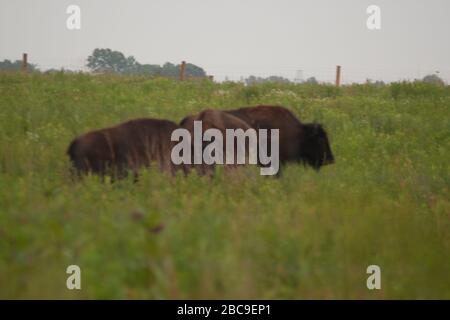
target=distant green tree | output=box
[374,80,386,87]
[0,59,37,72]
[86,48,207,78]
[86,48,137,74]
[244,75,258,85]
[422,74,445,86]
[184,63,207,78]
[160,62,178,77]
[135,63,162,76]
[245,75,290,85]
[365,78,385,87]
[266,75,290,83]
[306,76,318,84]
[159,62,206,78]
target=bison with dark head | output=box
[226,105,334,170]
[299,123,335,170]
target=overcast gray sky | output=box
[1,0,449,83]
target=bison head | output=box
[300,123,334,170]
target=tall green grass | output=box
[0,72,449,299]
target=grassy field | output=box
[0,72,449,299]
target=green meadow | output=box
[0,72,449,299]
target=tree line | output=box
[0,48,207,78]
[0,49,446,85]
[86,48,206,78]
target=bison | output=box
[179,109,256,175]
[180,109,257,175]
[226,105,334,170]
[180,109,252,134]
[67,118,186,178]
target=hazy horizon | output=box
[1,0,449,83]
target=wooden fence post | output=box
[22,53,28,73]
[335,65,341,87]
[179,61,186,81]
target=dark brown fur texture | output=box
[67,118,185,178]
[179,109,254,175]
[226,105,334,170]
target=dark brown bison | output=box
[179,109,255,175]
[226,105,334,170]
[67,118,185,178]
[180,108,252,136]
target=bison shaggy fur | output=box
[226,105,334,170]
[179,109,254,175]
[67,118,185,178]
